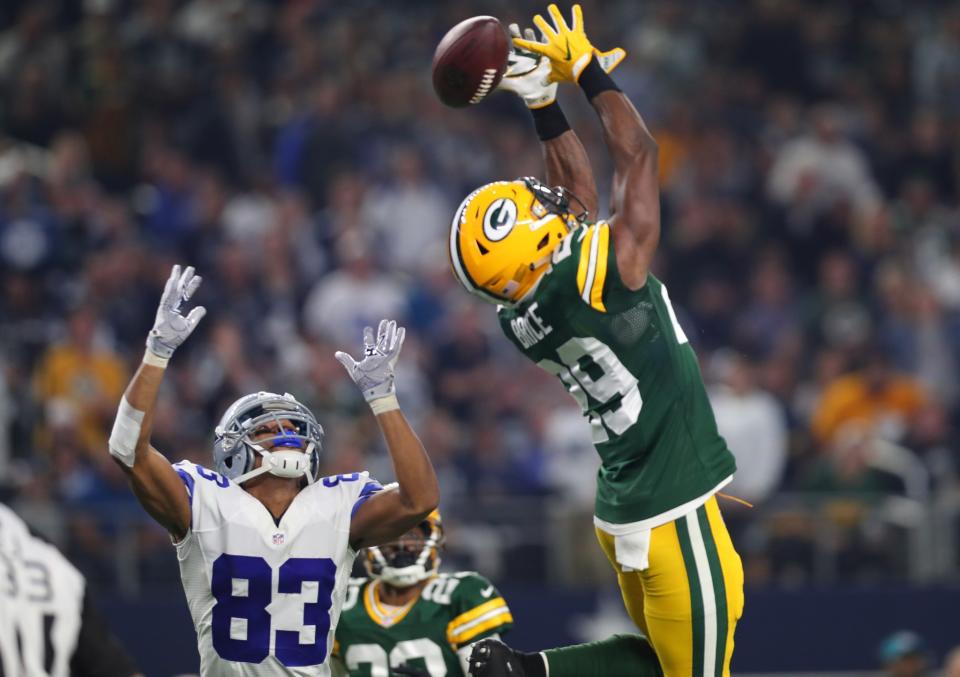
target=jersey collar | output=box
[363,579,419,628]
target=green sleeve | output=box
[445,573,513,649]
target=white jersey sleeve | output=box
[171,462,382,676]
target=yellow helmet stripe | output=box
[589,223,610,312]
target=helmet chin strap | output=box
[234,441,316,485]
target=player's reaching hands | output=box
[497,25,558,109]
[146,264,206,364]
[512,4,625,84]
[335,319,406,414]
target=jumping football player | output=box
[332,510,512,677]
[448,6,743,677]
[108,264,439,675]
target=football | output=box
[432,16,509,108]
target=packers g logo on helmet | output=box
[483,198,518,242]
[449,178,583,304]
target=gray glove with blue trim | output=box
[145,264,206,365]
[335,319,405,413]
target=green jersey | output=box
[497,222,736,525]
[333,572,512,676]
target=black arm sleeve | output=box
[69,591,140,677]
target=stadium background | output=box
[0,0,959,673]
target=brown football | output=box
[432,16,509,108]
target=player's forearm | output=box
[111,360,190,537]
[543,130,599,216]
[592,91,657,172]
[577,58,657,172]
[375,409,439,516]
[108,356,165,474]
[122,363,165,456]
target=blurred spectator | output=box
[31,305,126,458]
[362,145,452,273]
[303,231,407,347]
[878,630,930,677]
[801,427,927,578]
[874,266,958,409]
[944,645,960,677]
[541,405,601,509]
[708,350,788,505]
[803,425,924,499]
[803,250,871,349]
[913,8,960,108]
[902,402,958,492]
[735,248,800,358]
[768,103,881,227]
[811,349,926,445]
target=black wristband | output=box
[577,57,620,100]
[530,102,571,142]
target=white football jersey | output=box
[0,503,85,677]
[172,461,382,676]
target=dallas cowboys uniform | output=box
[172,461,382,676]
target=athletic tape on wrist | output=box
[531,102,571,142]
[368,394,400,416]
[142,349,170,369]
[578,57,620,100]
[109,396,145,468]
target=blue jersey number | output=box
[196,465,229,487]
[210,554,337,667]
[322,472,360,487]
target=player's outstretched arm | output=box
[335,320,439,549]
[109,265,206,540]
[498,27,597,214]
[501,20,626,215]
[543,118,598,215]
[514,4,657,289]
[590,86,659,289]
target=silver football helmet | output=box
[213,391,323,485]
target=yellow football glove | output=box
[512,3,625,84]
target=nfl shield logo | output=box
[272,533,284,546]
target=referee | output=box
[0,503,141,677]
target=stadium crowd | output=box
[0,0,959,591]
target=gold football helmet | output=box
[449,177,586,304]
[364,509,444,587]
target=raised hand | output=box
[335,319,406,405]
[146,264,206,361]
[497,24,559,109]
[511,4,625,84]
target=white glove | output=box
[497,24,558,109]
[335,319,406,413]
[500,21,627,108]
[145,264,206,363]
